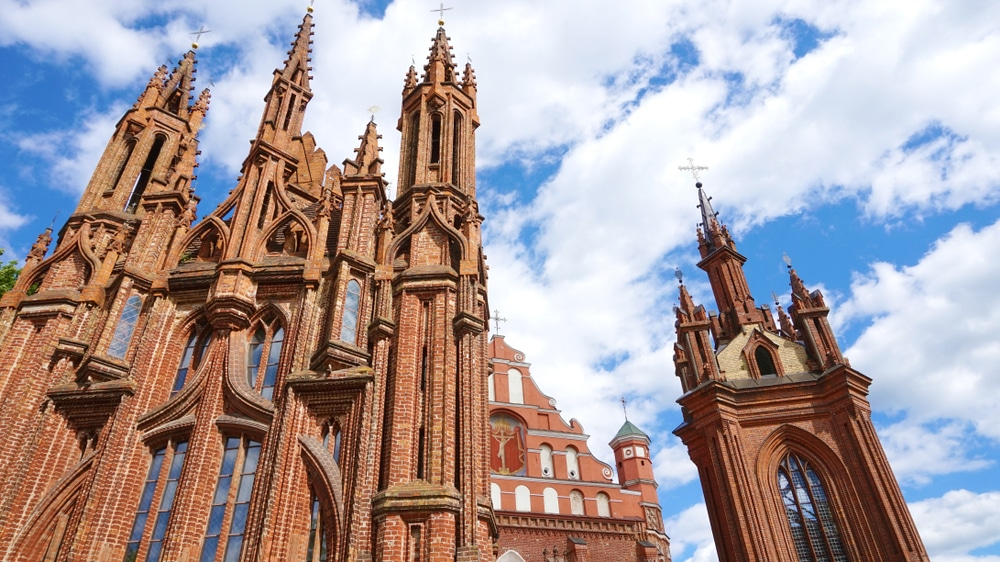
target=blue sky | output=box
[2,1,1000,560]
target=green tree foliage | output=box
[0,248,21,297]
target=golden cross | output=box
[678,157,709,182]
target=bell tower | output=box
[369,22,494,562]
[672,179,929,561]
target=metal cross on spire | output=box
[367,105,380,122]
[431,2,453,24]
[621,396,629,421]
[678,157,709,183]
[492,308,508,335]
[189,26,212,49]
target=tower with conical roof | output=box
[672,179,929,561]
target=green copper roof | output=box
[613,420,649,441]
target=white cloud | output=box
[664,503,718,562]
[878,420,992,486]
[16,104,126,196]
[839,220,1000,439]
[910,490,1000,560]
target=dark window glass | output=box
[778,453,849,562]
[306,491,328,562]
[172,334,198,396]
[755,346,779,376]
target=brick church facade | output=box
[0,8,929,562]
[671,181,930,561]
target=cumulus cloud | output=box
[910,490,1000,560]
[839,220,1000,439]
[664,503,718,562]
[878,420,992,486]
[15,104,126,196]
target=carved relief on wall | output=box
[490,413,526,476]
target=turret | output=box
[610,420,658,505]
[396,26,479,194]
[787,264,844,369]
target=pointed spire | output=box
[281,11,314,90]
[403,64,418,95]
[696,181,734,256]
[423,26,457,83]
[461,61,477,97]
[160,50,198,118]
[343,120,384,176]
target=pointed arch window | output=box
[126,134,166,213]
[124,439,188,562]
[322,420,343,464]
[201,436,261,562]
[339,279,362,345]
[755,346,779,377]
[172,328,212,396]
[429,114,442,164]
[109,295,143,359]
[247,320,284,401]
[451,111,463,185]
[778,453,849,562]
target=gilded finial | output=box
[190,26,211,49]
[431,3,452,26]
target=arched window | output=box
[487,373,495,401]
[514,485,530,512]
[539,444,554,478]
[542,487,559,514]
[497,552,526,562]
[126,135,166,213]
[491,483,502,510]
[172,329,212,396]
[247,320,284,400]
[429,114,442,164]
[596,492,611,517]
[108,295,143,359]
[306,488,328,562]
[755,346,779,377]
[124,440,188,562]
[322,421,342,464]
[201,436,261,562]
[778,453,848,562]
[566,446,580,480]
[507,368,523,404]
[339,279,361,344]
[451,111,463,185]
[569,490,585,515]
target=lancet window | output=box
[777,452,848,562]
[247,319,284,400]
[339,279,362,344]
[109,295,143,359]
[201,437,262,562]
[124,439,188,562]
[172,328,212,396]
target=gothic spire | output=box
[280,11,314,90]
[159,50,198,118]
[423,26,457,83]
[343,119,384,176]
[695,181,734,257]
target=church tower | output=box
[370,22,494,562]
[0,11,494,562]
[672,179,929,561]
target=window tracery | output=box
[778,452,848,562]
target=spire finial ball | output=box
[307,5,314,13]
[696,182,703,188]
[438,19,445,26]
[191,42,199,49]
